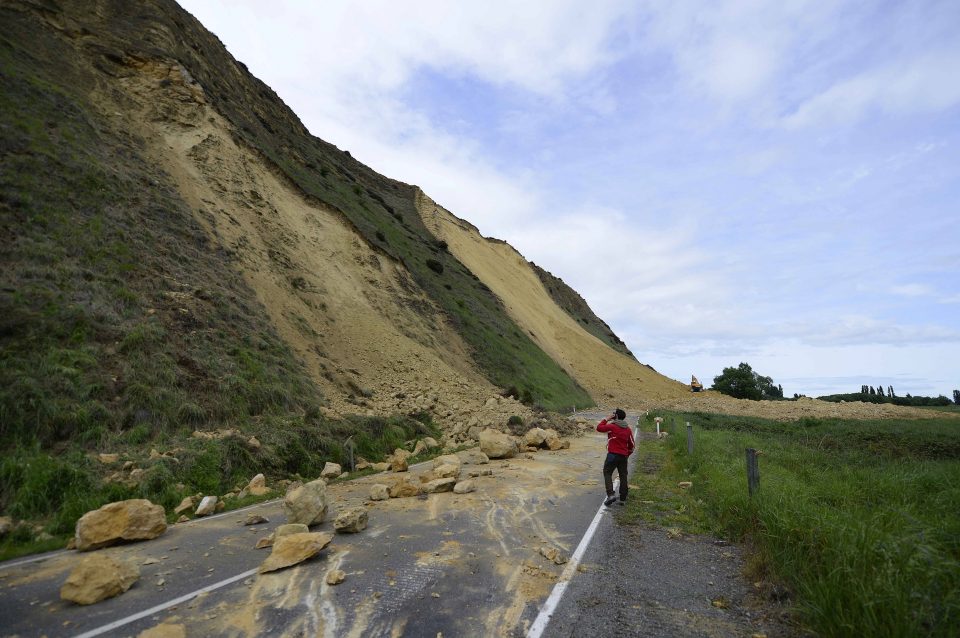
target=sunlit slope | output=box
[416,192,688,407]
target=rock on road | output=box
[0,430,618,637]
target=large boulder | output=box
[457,449,489,465]
[369,484,390,501]
[75,499,167,551]
[479,429,518,459]
[431,454,462,479]
[333,507,368,533]
[247,473,270,496]
[453,480,476,494]
[194,496,217,517]
[543,428,567,450]
[258,532,333,574]
[282,479,329,526]
[387,477,421,498]
[60,554,139,605]
[421,478,457,494]
[524,428,548,448]
[390,448,412,472]
[320,462,342,480]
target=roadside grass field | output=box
[637,412,960,638]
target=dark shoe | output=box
[604,495,617,506]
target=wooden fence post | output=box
[686,422,693,454]
[746,448,760,497]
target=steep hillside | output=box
[415,193,689,407]
[9,0,595,412]
[530,263,634,359]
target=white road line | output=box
[528,426,641,638]
[0,549,69,571]
[526,481,618,638]
[71,567,259,638]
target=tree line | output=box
[709,363,959,406]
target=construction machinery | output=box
[690,375,703,392]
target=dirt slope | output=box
[415,192,689,408]
[109,60,524,423]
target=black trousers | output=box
[602,452,629,501]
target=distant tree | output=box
[888,385,895,398]
[869,386,876,396]
[711,362,782,401]
[877,385,885,397]
[954,389,960,406]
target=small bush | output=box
[425,258,443,274]
[507,415,523,426]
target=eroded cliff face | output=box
[414,192,688,408]
[2,0,688,434]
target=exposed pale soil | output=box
[93,58,947,433]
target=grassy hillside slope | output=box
[19,0,593,411]
[415,193,688,407]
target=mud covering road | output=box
[0,427,625,637]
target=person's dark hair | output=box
[614,408,626,420]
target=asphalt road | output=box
[0,421,632,637]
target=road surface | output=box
[0,419,631,637]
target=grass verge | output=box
[645,412,960,638]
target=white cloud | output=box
[782,48,960,129]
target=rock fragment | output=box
[283,479,329,526]
[334,507,368,533]
[60,554,139,605]
[325,569,346,585]
[369,484,390,501]
[195,496,218,517]
[258,532,333,574]
[479,429,518,459]
[75,499,167,551]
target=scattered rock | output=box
[421,478,457,494]
[387,477,421,498]
[524,428,548,448]
[453,480,476,494]
[175,515,190,524]
[244,514,269,526]
[195,496,218,517]
[128,468,146,483]
[543,429,566,450]
[372,462,391,472]
[325,569,346,585]
[457,449,489,465]
[75,499,167,551]
[334,507,368,533]
[390,449,410,472]
[60,554,139,605]
[247,436,261,450]
[431,454,462,479]
[320,462,342,480]
[283,479,329,526]
[255,535,274,550]
[369,484,390,501]
[247,473,270,496]
[412,440,428,456]
[275,523,309,538]
[258,532,333,574]
[479,428,517,459]
[678,481,693,489]
[173,497,194,516]
[97,453,120,464]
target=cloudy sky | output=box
[179,0,959,398]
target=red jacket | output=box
[597,419,635,456]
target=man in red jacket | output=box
[597,408,635,506]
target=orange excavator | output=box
[690,375,703,392]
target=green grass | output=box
[649,412,960,637]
